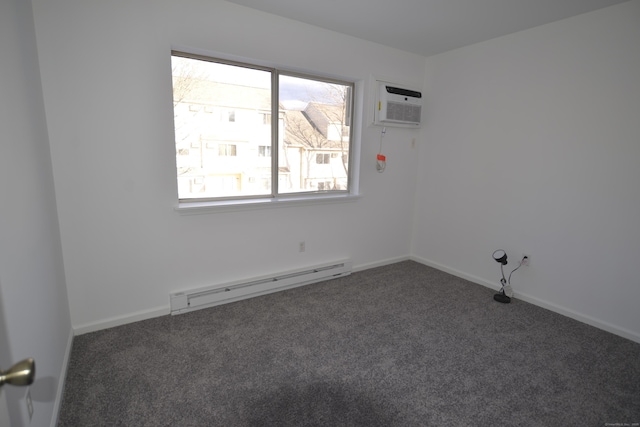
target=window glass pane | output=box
[279,75,351,194]
[172,55,272,200]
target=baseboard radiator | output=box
[170,260,352,315]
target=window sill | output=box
[174,193,361,215]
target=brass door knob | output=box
[0,358,35,387]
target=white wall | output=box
[28,0,639,344]
[413,1,640,342]
[31,0,425,331]
[0,0,73,425]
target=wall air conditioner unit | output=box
[374,81,422,128]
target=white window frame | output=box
[172,49,362,214]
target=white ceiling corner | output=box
[224,0,631,57]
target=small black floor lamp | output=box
[492,249,511,303]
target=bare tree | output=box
[320,84,351,176]
[171,57,205,106]
[171,57,207,177]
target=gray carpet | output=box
[58,261,640,426]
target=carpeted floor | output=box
[58,261,640,426]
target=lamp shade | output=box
[493,249,508,265]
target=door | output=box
[0,285,35,426]
[1,284,12,426]
[1,287,12,426]
[0,357,35,425]
[0,388,9,427]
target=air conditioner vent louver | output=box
[386,101,422,124]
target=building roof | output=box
[303,102,349,138]
[283,102,350,150]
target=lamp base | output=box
[493,293,511,303]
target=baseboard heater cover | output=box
[170,260,352,315]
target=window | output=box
[171,51,354,203]
[258,146,271,157]
[317,181,333,191]
[316,153,330,164]
[218,144,237,157]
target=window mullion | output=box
[271,71,279,197]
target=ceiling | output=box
[224,0,630,57]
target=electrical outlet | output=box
[26,388,33,421]
[522,254,530,266]
[299,241,305,253]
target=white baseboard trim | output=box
[50,327,73,427]
[71,255,639,344]
[73,306,170,336]
[73,258,411,334]
[410,256,503,292]
[509,291,640,344]
[410,255,640,344]
[353,255,411,273]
